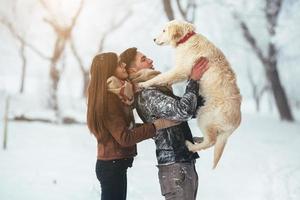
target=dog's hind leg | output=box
[185,125,218,152]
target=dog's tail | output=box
[212,133,229,169]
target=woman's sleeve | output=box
[105,95,156,147]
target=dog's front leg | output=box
[138,69,186,88]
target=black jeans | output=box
[96,158,133,200]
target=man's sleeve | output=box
[192,94,205,118]
[141,79,199,121]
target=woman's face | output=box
[114,58,128,80]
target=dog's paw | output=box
[193,136,204,144]
[185,140,197,152]
[137,82,148,89]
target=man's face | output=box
[132,51,154,71]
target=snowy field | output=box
[1,0,299,199]
[1,113,300,200]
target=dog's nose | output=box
[153,38,156,42]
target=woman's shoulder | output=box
[107,92,123,108]
[107,92,132,111]
[107,92,120,101]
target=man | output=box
[120,47,208,200]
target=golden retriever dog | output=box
[139,20,242,169]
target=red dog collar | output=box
[176,31,196,46]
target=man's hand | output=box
[190,57,209,81]
[153,119,181,130]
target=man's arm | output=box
[139,79,199,121]
[137,57,208,122]
[192,94,205,118]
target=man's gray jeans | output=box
[157,161,198,200]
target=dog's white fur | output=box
[139,20,242,169]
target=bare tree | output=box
[233,0,294,121]
[162,0,197,22]
[38,0,84,114]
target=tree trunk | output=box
[3,96,10,150]
[264,0,294,121]
[162,0,175,20]
[265,43,293,121]
[19,42,26,93]
[255,97,260,112]
[48,37,65,113]
[49,64,59,112]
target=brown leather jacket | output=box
[94,93,156,160]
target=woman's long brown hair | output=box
[87,52,118,143]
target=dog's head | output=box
[154,20,196,47]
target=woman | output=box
[86,52,177,200]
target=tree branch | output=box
[41,0,84,41]
[189,0,197,23]
[266,0,283,36]
[176,0,187,19]
[233,14,267,64]
[247,66,256,91]
[0,16,50,60]
[39,0,57,20]
[70,0,84,30]
[70,37,86,74]
[98,10,132,52]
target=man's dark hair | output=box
[120,47,137,68]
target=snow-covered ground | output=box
[1,0,299,199]
[0,113,300,200]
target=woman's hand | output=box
[190,57,209,81]
[153,119,181,130]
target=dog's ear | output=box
[184,22,196,32]
[168,24,184,41]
